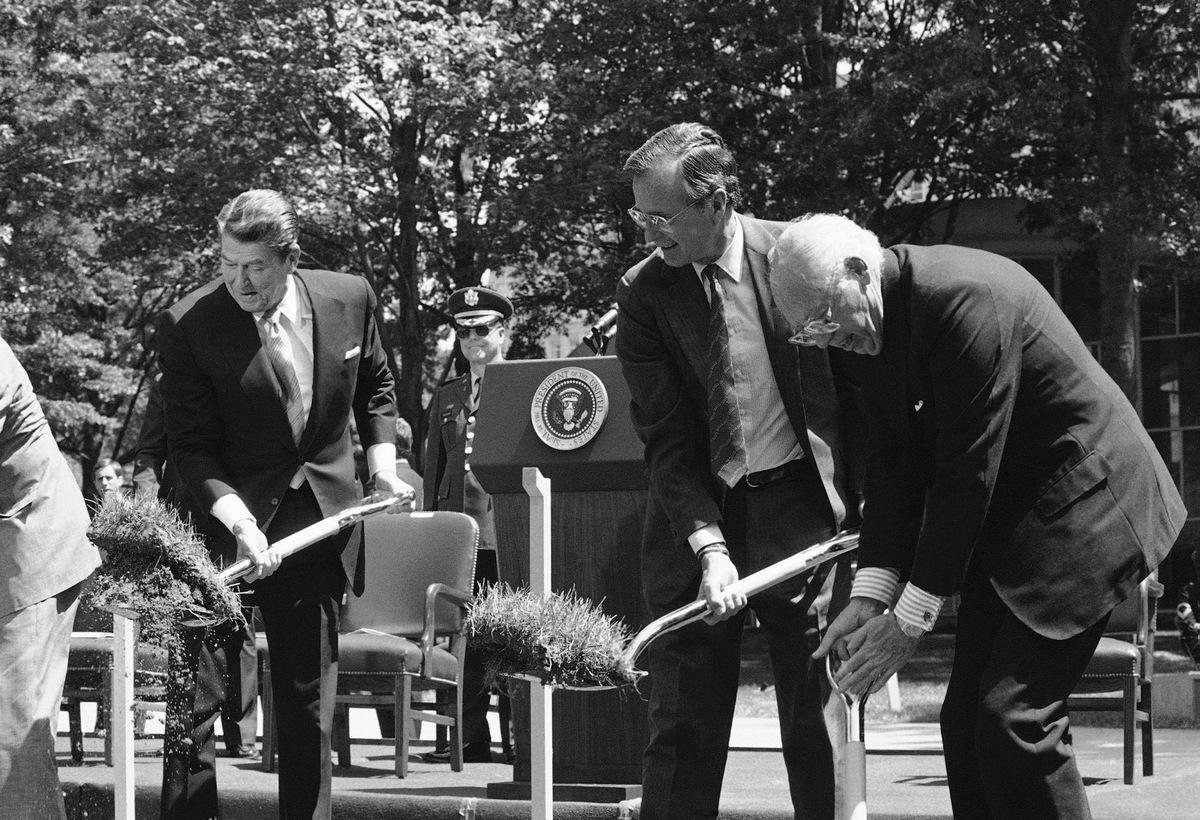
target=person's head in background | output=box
[449,285,514,374]
[92,457,125,501]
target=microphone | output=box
[584,304,619,355]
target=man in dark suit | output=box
[156,189,412,820]
[421,285,513,764]
[615,123,863,820]
[132,372,261,762]
[769,213,1186,819]
[0,336,102,819]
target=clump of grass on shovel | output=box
[84,494,245,647]
[466,585,639,689]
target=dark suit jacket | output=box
[156,269,396,593]
[615,214,864,606]
[857,245,1186,639]
[423,372,497,551]
[0,337,100,618]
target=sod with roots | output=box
[465,585,641,689]
[84,493,246,645]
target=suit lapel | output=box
[212,287,287,415]
[297,270,351,451]
[658,257,710,382]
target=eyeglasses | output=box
[455,322,501,339]
[787,277,842,347]
[627,191,714,232]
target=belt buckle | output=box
[745,466,780,489]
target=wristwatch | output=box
[894,614,926,639]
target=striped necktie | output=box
[703,264,748,486]
[259,307,306,445]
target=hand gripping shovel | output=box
[179,493,409,625]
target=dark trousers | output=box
[160,613,259,820]
[640,468,844,820]
[162,483,347,820]
[941,576,1109,820]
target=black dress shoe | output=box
[422,742,493,763]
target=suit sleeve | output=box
[131,375,166,499]
[866,278,1022,596]
[157,308,242,511]
[350,278,397,450]
[615,272,721,543]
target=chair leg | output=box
[497,688,513,761]
[1123,680,1135,785]
[396,675,411,778]
[450,677,464,773]
[1142,681,1154,777]
[67,699,84,763]
[261,657,276,773]
[332,704,351,768]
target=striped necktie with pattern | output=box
[703,264,748,486]
[259,307,306,445]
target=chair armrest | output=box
[420,582,473,677]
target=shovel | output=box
[485,529,859,690]
[828,655,869,820]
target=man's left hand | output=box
[370,470,416,513]
[830,614,921,698]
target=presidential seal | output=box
[531,367,609,450]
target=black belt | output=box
[742,459,806,489]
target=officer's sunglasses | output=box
[455,321,501,339]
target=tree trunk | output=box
[1082,0,1138,408]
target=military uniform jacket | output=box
[423,372,497,550]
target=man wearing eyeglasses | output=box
[614,123,865,820]
[768,213,1185,820]
[421,284,514,764]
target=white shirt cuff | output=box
[893,582,945,634]
[850,566,900,605]
[687,523,726,555]
[366,442,397,477]
[211,494,256,533]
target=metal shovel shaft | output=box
[218,494,406,583]
[620,529,860,669]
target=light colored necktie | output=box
[703,264,748,486]
[259,308,305,444]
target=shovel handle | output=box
[218,494,408,583]
[621,529,859,667]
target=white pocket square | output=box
[344,346,361,360]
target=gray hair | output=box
[771,214,885,295]
[216,189,300,258]
[623,123,742,210]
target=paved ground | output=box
[55,707,1200,819]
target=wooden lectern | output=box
[471,355,650,795]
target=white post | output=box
[111,613,136,820]
[885,673,902,713]
[523,467,553,820]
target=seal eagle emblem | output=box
[531,367,608,450]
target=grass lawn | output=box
[734,628,1200,728]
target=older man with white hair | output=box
[768,213,1185,820]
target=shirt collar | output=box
[255,274,310,326]
[691,215,745,282]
